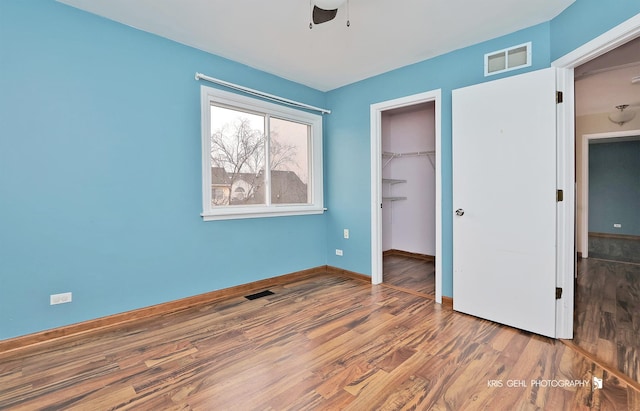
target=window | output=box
[484,42,532,76]
[200,86,324,220]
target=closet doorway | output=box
[370,89,442,302]
[381,103,436,296]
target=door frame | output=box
[552,13,640,338]
[370,89,442,303]
[580,129,640,257]
[367,13,640,326]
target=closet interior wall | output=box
[381,103,436,256]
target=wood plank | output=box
[574,258,640,389]
[383,249,436,261]
[0,266,328,357]
[1,271,638,410]
[383,254,436,296]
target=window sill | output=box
[201,206,325,221]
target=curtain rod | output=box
[194,72,331,115]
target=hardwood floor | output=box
[574,257,640,387]
[1,272,639,410]
[383,254,435,297]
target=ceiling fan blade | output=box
[312,6,338,24]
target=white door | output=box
[452,68,558,338]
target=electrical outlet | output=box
[343,229,349,239]
[613,223,622,228]
[50,292,72,305]
[335,249,343,256]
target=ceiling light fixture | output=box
[608,104,636,126]
[309,0,350,29]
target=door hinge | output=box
[556,189,564,202]
[556,91,563,104]
[556,287,563,299]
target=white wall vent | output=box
[484,42,532,76]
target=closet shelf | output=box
[383,150,434,157]
[383,178,407,201]
[382,178,407,185]
[382,150,435,169]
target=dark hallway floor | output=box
[589,234,640,264]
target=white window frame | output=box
[200,86,324,221]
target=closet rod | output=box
[383,150,435,169]
[195,72,331,115]
[382,150,435,157]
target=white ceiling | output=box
[57,0,575,91]
[575,36,640,116]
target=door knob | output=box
[455,208,464,216]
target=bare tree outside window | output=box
[270,117,309,204]
[209,105,310,207]
[210,107,265,205]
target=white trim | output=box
[580,129,640,257]
[202,207,324,221]
[370,90,442,303]
[554,67,575,339]
[551,12,640,339]
[195,72,331,114]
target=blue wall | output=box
[324,23,552,297]
[324,3,640,298]
[550,0,640,61]
[0,0,327,340]
[1,0,639,340]
[589,141,640,236]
